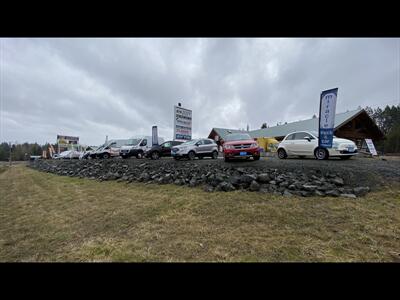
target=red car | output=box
[222,132,260,162]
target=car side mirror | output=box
[195,143,200,146]
[304,137,311,142]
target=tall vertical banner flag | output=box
[152,126,159,146]
[173,105,192,141]
[318,88,338,148]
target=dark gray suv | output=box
[171,138,219,160]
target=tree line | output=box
[364,105,400,153]
[0,142,56,161]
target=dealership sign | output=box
[318,88,338,148]
[173,105,192,141]
[152,126,159,146]
[365,138,377,155]
[57,135,79,146]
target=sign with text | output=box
[173,105,192,141]
[152,126,159,146]
[57,135,79,146]
[318,88,338,148]
[365,139,378,155]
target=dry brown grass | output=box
[1,164,399,262]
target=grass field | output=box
[1,164,399,262]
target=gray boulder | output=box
[257,173,270,183]
[340,193,357,199]
[353,186,370,197]
[325,190,340,197]
[249,180,261,191]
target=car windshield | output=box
[180,140,198,146]
[225,133,252,141]
[126,139,141,146]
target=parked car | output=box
[277,130,358,160]
[119,136,164,159]
[171,138,219,160]
[222,133,260,162]
[93,139,131,159]
[79,146,98,160]
[145,140,183,160]
[55,150,73,159]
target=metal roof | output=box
[210,109,363,140]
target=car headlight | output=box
[332,142,339,149]
[251,143,258,148]
[179,147,187,151]
[224,145,234,150]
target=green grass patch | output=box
[1,164,399,262]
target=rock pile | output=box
[29,160,371,198]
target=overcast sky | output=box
[1,38,399,145]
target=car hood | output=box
[332,137,355,144]
[224,139,256,146]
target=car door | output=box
[195,140,205,154]
[202,139,214,154]
[292,132,309,155]
[140,139,148,152]
[303,132,317,155]
[161,142,172,156]
[282,133,296,154]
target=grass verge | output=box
[1,164,399,262]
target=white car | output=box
[57,150,81,159]
[120,136,164,159]
[277,130,358,160]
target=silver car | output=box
[171,138,219,160]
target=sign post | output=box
[365,139,378,156]
[173,105,192,141]
[152,126,159,146]
[318,88,338,148]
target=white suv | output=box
[277,131,358,160]
[171,138,219,160]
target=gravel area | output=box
[28,155,400,198]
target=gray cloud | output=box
[1,38,399,145]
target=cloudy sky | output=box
[1,38,399,145]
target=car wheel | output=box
[103,153,110,159]
[253,155,260,161]
[136,152,144,159]
[198,156,203,159]
[188,151,196,160]
[122,155,128,159]
[212,151,218,159]
[174,157,180,160]
[277,148,287,159]
[340,156,351,160]
[151,151,160,160]
[315,148,329,160]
